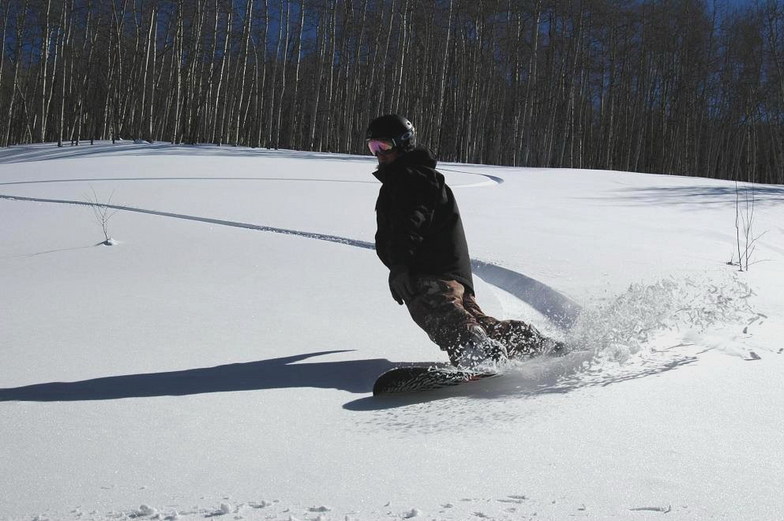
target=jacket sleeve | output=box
[385,168,442,267]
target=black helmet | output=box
[365,114,416,152]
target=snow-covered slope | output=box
[1,142,782,521]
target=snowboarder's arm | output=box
[385,171,440,267]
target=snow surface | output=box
[1,142,783,521]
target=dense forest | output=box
[1,0,782,183]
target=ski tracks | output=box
[0,187,580,329]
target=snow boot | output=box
[448,326,508,370]
[503,322,565,359]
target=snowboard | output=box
[372,365,499,395]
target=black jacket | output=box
[373,146,474,294]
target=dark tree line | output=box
[1,0,782,183]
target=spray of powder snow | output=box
[559,272,759,386]
[355,273,762,436]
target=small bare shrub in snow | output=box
[729,182,766,271]
[85,187,118,245]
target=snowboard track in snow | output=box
[0,193,580,328]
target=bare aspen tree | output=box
[522,0,543,166]
[2,0,28,147]
[333,1,352,151]
[137,5,156,142]
[272,0,290,149]
[75,0,100,145]
[231,0,253,146]
[106,0,128,143]
[56,0,71,147]
[323,4,338,150]
[432,0,453,157]
[211,6,232,145]
[0,1,8,122]
[267,0,286,148]
[183,0,206,144]
[202,0,220,144]
[762,0,784,184]
[252,0,270,148]
[37,0,53,142]
[307,1,329,150]
[170,0,184,144]
[390,0,409,112]
[343,0,368,152]
[63,0,83,145]
[290,0,307,149]
[148,6,158,142]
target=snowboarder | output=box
[366,114,560,369]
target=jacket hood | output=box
[373,146,437,183]
[398,146,437,169]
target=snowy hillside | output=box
[1,142,783,521]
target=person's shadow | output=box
[0,351,395,402]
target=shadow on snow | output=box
[0,351,396,402]
[607,184,784,207]
[0,349,698,409]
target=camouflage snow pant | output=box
[404,277,547,365]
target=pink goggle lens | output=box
[367,139,395,155]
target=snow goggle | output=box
[367,138,395,156]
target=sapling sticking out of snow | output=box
[730,182,766,271]
[85,188,118,245]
